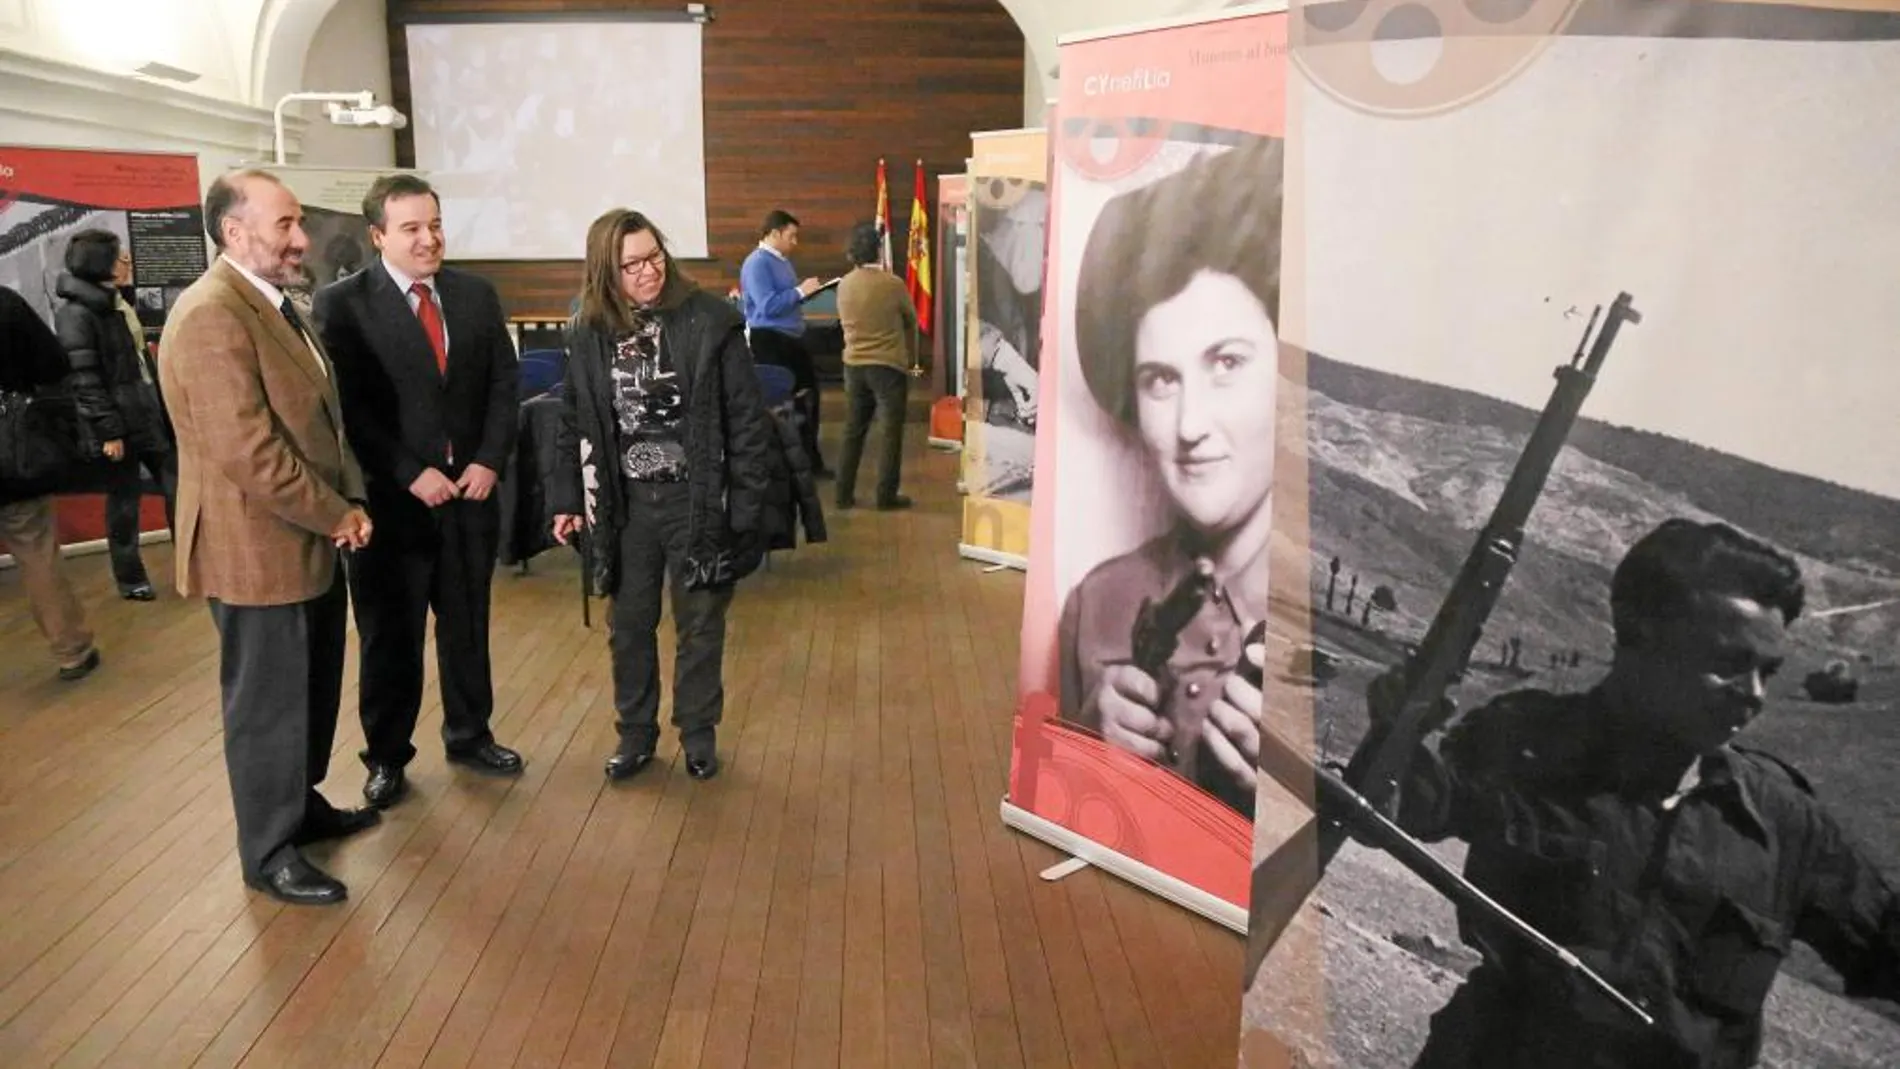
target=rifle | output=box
[1241,294,1645,1017]
[1239,628,1654,1025]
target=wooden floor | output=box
[0,423,1245,1069]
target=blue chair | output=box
[519,348,566,399]
[755,363,795,409]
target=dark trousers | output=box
[748,327,826,471]
[347,498,500,768]
[609,481,733,757]
[207,571,348,880]
[105,448,176,586]
[836,363,908,505]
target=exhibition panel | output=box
[1241,1,1900,1066]
[958,127,1047,570]
[0,144,204,545]
[1003,2,1289,933]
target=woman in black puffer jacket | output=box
[550,208,773,784]
[54,228,175,600]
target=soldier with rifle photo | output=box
[1241,293,1900,1068]
[1355,517,1900,1069]
[1055,135,1283,818]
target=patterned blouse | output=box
[608,314,689,482]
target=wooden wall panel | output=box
[387,0,1025,317]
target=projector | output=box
[326,101,408,129]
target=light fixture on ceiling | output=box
[272,91,409,164]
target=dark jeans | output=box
[207,571,348,880]
[347,497,500,769]
[609,481,733,758]
[748,327,826,472]
[836,363,908,505]
[106,447,176,587]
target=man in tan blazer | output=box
[158,168,380,906]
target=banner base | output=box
[958,545,1027,571]
[927,436,963,452]
[1000,797,1248,935]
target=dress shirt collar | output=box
[221,254,288,309]
[382,257,438,299]
[756,241,788,263]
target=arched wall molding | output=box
[252,0,343,106]
[995,0,1059,108]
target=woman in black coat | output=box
[54,229,175,600]
[550,208,773,783]
[1,284,101,679]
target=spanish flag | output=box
[905,159,932,335]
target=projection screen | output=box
[403,17,709,260]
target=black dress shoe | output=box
[295,804,381,846]
[363,764,407,808]
[57,648,101,682]
[244,856,347,906]
[604,746,656,781]
[118,581,156,601]
[447,742,524,776]
[685,753,720,781]
[875,495,913,511]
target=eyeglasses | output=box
[620,250,665,276]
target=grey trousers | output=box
[207,571,348,879]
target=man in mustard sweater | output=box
[833,222,918,511]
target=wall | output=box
[385,0,1027,317]
[1022,42,1049,126]
[0,0,375,187]
[296,0,397,167]
[0,0,279,188]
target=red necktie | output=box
[412,282,446,374]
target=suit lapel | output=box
[369,264,446,384]
[214,261,324,389]
[211,261,347,431]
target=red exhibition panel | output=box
[1009,5,1290,914]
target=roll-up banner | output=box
[959,129,1048,568]
[1002,2,1290,933]
[929,171,968,450]
[0,145,206,547]
[1241,2,1900,1067]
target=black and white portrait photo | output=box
[1053,133,1286,819]
[1241,5,1900,1069]
[966,174,1047,504]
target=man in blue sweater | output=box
[740,210,829,474]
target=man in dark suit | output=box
[158,169,380,906]
[313,174,524,808]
